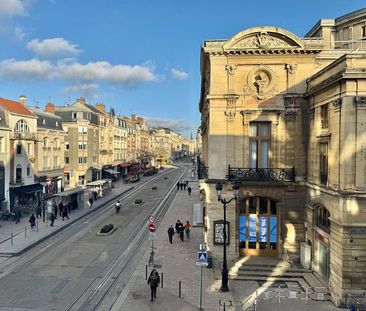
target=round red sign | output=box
[148,223,156,232]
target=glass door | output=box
[239,197,278,256]
[318,241,330,282]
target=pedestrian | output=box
[167,225,175,244]
[29,213,36,230]
[50,212,55,226]
[179,182,183,190]
[183,182,187,191]
[53,201,58,219]
[175,219,181,234]
[187,186,192,196]
[89,197,93,208]
[58,202,63,218]
[176,182,180,190]
[184,221,192,238]
[36,202,42,218]
[147,269,160,302]
[15,209,21,224]
[62,204,69,220]
[178,222,184,242]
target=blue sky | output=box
[0,0,364,136]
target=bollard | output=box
[145,265,148,280]
[161,272,164,288]
[25,226,27,238]
[223,302,226,311]
[179,281,181,298]
[11,233,13,246]
[305,287,309,304]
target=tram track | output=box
[0,165,186,310]
[65,166,186,311]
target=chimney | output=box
[95,103,106,113]
[19,95,26,106]
[45,102,55,114]
[131,114,136,121]
[78,97,86,104]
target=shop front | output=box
[55,187,84,211]
[10,183,44,215]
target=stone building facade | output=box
[199,8,366,303]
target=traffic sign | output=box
[148,223,156,232]
[196,251,208,266]
[148,232,156,240]
[148,215,155,223]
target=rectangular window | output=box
[27,143,31,155]
[83,157,87,164]
[249,122,270,168]
[78,142,83,150]
[320,104,329,129]
[65,157,69,164]
[63,126,68,134]
[83,142,87,150]
[319,143,328,185]
[65,142,69,150]
[78,157,83,164]
[43,157,48,169]
[78,126,83,134]
[16,144,22,155]
[54,156,58,168]
[0,137,3,152]
[83,127,88,134]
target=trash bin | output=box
[206,251,213,269]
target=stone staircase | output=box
[228,256,330,296]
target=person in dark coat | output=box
[36,202,42,218]
[187,186,192,196]
[183,182,187,191]
[58,202,63,218]
[50,212,55,226]
[176,182,180,190]
[29,214,36,230]
[147,269,160,302]
[178,222,184,242]
[179,182,183,190]
[62,204,69,220]
[15,209,21,224]
[53,201,58,219]
[175,220,181,234]
[167,225,175,244]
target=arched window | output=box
[314,205,331,234]
[14,120,29,133]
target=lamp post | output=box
[215,180,239,292]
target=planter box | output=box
[97,226,117,236]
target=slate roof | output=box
[29,107,63,131]
[0,98,34,117]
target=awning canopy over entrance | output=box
[118,162,130,168]
[86,179,111,186]
[104,168,120,175]
[12,183,44,194]
[56,187,84,197]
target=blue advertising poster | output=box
[248,216,257,242]
[270,217,277,243]
[239,216,246,242]
[259,217,267,242]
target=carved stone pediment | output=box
[223,27,304,51]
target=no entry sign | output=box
[148,223,156,232]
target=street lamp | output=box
[215,180,239,292]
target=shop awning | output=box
[118,162,130,168]
[12,183,44,194]
[104,168,120,175]
[56,187,84,197]
[87,180,108,186]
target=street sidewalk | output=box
[0,180,133,256]
[117,163,341,311]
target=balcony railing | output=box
[227,166,295,182]
[10,132,37,140]
[197,157,208,179]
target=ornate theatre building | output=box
[198,9,366,303]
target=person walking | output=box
[15,209,21,224]
[183,182,187,191]
[179,182,183,190]
[187,186,192,196]
[147,269,160,302]
[53,201,58,219]
[175,220,181,235]
[89,197,93,208]
[178,222,184,242]
[184,220,192,239]
[29,214,36,230]
[167,225,175,244]
[36,202,42,219]
[49,212,55,227]
[62,204,69,220]
[176,182,180,190]
[58,202,63,218]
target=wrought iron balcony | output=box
[227,166,295,182]
[197,157,208,179]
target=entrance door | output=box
[239,197,278,256]
[318,241,330,281]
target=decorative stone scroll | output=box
[226,64,237,93]
[285,64,297,74]
[235,32,293,49]
[354,96,366,109]
[332,98,342,112]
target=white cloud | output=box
[27,38,82,57]
[171,68,188,80]
[0,58,54,80]
[63,83,99,99]
[0,0,25,16]
[0,58,158,84]
[14,26,25,41]
[146,117,195,133]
